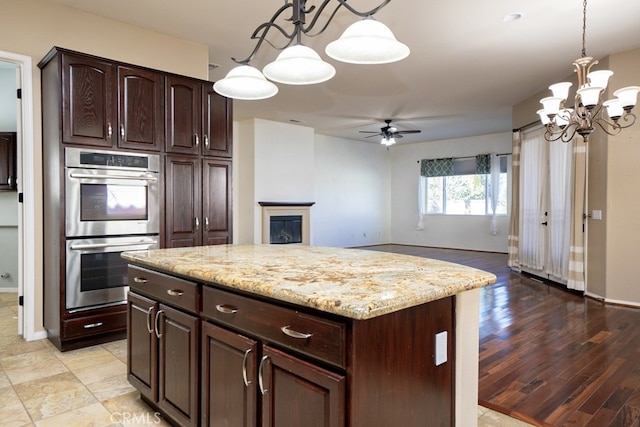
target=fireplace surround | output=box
[259,202,314,245]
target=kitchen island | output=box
[122,244,496,427]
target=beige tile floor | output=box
[0,292,533,426]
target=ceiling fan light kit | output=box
[213,0,409,100]
[360,119,422,145]
[538,0,638,142]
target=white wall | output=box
[313,135,390,247]
[389,132,512,252]
[234,119,390,248]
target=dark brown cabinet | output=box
[61,53,115,147]
[45,48,164,151]
[165,155,232,248]
[128,266,200,427]
[166,76,232,158]
[0,132,17,191]
[117,66,164,151]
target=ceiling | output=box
[50,0,640,144]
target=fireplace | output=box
[259,202,314,245]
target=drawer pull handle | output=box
[146,306,154,334]
[133,277,148,284]
[167,289,184,297]
[83,322,103,329]
[258,355,269,395]
[281,326,313,339]
[242,348,252,387]
[216,304,238,314]
[155,310,165,338]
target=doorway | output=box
[0,50,40,341]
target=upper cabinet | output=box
[166,76,232,158]
[41,48,165,151]
[61,53,116,147]
[117,66,164,151]
[0,132,17,191]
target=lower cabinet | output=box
[201,322,345,427]
[127,267,200,427]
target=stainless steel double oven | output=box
[64,147,159,311]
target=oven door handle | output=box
[69,240,158,250]
[69,172,158,182]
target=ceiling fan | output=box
[359,119,422,145]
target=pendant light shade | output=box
[213,65,278,100]
[325,18,410,64]
[263,44,336,85]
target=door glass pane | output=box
[80,184,148,221]
[80,252,128,292]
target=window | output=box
[421,156,508,216]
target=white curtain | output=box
[417,176,426,230]
[489,153,500,235]
[519,127,547,271]
[548,138,573,280]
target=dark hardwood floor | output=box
[358,244,640,427]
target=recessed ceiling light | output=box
[502,12,523,22]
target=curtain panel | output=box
[475,154,491,174]
[507,131,521,269]
[420,158,454,177]
[567,140,587,291]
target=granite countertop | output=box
[122,244,496,320]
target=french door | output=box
[518,126,573,284]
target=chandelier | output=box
[537,0,639,142]
[213,0,409,100]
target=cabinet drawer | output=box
[63,310,127,339]
[128,265,199,313]
[202,286,346,369]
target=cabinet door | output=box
[201,322,258,427]
[165,155,202,248]
[261,345,345,427]
[157,304,200,427]
[118,66,164,151]
[165,75,201,154]
[61,53,116,146]
[202,158,232,246]
[202,85,232,158]
[127,292,158,403]
[0,132,16,191]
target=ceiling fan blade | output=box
[364,134,381,139]
[358,131,381,134]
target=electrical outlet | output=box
[435,331,448,366]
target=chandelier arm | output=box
[231,3,296,64]
[334,0,392,18]
[302,1,344,37]
[592,118,621,136]
[545,123,578,143]
[617,112,637,129]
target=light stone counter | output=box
[121,244,496,320]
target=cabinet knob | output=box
[120,124,125,139]
[107,123,112,139]
[195,134,200,147]
[195,217,200,231]
[204,134,209,149]
[204,217,209,231]
[7,176,12,187]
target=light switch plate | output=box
[435,331,448,366]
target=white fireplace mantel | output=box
[259,202,314,245]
